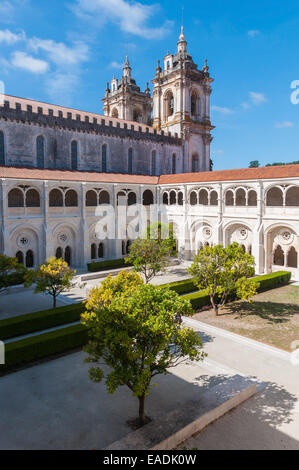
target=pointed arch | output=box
[36,135,45,169]
[71,140,78,170]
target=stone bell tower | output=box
[151,27,214,172]
[102,56,152,125]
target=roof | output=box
[159,165,299,185]
[1,164,299,187]
[0,166,159,185]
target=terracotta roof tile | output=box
[0,166,159,185]
[158,165,299,184]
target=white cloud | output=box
[109,60,123,68]
[274,121,294,128]
[249,91,267,105]
[45,72,80,105]
[28,38,89,66]
[212,105,234,115]
[241,101,251,110]
[0,1,14,21]
[248,30,260,38]
[0,28,25,44]
[73,0,172,39]
[213,149,224,155]
[11,51,49,74]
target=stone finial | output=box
[203,58,209,73]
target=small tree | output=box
[82,271,205,426]
[0,254,25,294]
[24,257,76,308]
[125,237,173,283]
[188,243,259,316]
[249,160,260,168]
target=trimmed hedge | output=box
[184,271,291,311]
[87,258,132,272]
[0,303,85,341]
[1,324,88,372]
[161,278,197,295]
[0,271,25,288]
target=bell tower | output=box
[151,27,214,172]
[102,56,152,125]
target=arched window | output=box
[169,191,176,205]
[128,148,133,174]
[0,130,5,165]
[192,154,199,172]
[99,190,110,205]
[191,92,197,116]
[98,243,104,258]
[143,189,154,206]
[267,187,283,206]
[151,150,156,176]
[248,190,257,206]
[102,144,107,173]
[190,191,197,206]
[36,136,45,169]
[165,90,174,119]
[273,245,284,266]
[26,189,40,208]
[172,154,176,174]
[210,191,218,206]
[178,191,183,206]
[111,108,118,118]
[240,244,246,252]
[91,243,97,260]
[65,246,71,265]
[8,188,24,208]
[225,190,234,206]
[26,250,34,268]
[65,189,78,207]
[163,193,168,205]
[71,140,78,170]
[286,187,299,206]
[49,189,63,207]
[16,251,24,265]
[126,240,131,254]
[236,188,246,206]
[133,109,142,122]
[199,189,208,205]
[128,192,136,206]
[86,190,97,207]
[287,246,298,268]
[56,247,63,259]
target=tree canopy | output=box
[24,257,76,307]
[82,271,205,425]
[188,243,259,315]
[0,254,25,293]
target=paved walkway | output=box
[179,318,299,450]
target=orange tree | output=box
[81,271,205,426]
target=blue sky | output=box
[0,0,299,171]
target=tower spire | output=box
[123,54,131,78]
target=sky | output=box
[0,0,299,171]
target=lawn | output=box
[193,285,299,351]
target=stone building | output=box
[0,28,299,278]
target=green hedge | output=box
[87,258,132,272]
[1,324,88,373]
[0,271,25,288]
[0,303,85,341]
[183,271,291,311]
[161,278,197,295]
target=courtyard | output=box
[193,285,299,352]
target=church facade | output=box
[0,29,299,279]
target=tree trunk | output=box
[210,296,218,316]
[138,395,146,425]
[53,294,56,308]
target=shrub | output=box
[0,303,85,340]
[0,271,25,288]
[87,258,132,272]
[161,278,197,295]
[1,324,88,372]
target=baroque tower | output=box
[151,27,214,172]
[102,56,152,125]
